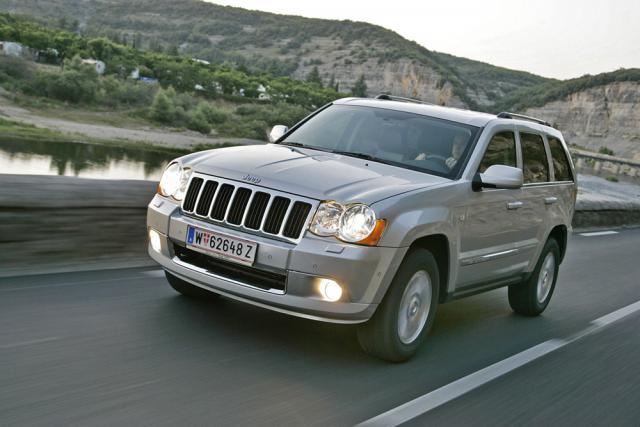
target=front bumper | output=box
[147,195,405,323]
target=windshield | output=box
[280,104,480,178]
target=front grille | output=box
[263,196,290,234]
[181,174,315,242]
[173,244,286,292]
[283,202,312,239]
[183,177,203,212]
[210,184,234,220]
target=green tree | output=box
[351,74,367,97]
[306,66,322,87]
[150,87,177,123]
[187,108,212,134]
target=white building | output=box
[257,84,271,101]
[0,41,24,57]
[81,59,106,75]
[191,58,210,65]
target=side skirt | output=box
[442,274,526,302]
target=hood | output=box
[186,144,448,204]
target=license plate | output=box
[186,226,257,266]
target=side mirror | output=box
[472,165,523,191]
[268,125,288,143]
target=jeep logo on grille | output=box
[242,174,262,184]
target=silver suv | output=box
[147,96,577,361]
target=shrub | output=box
[98,75,157,107]
[187,108,212,134]
[0,56,35,81]
[598,146,615,156]
[194,101,228,124]
[150,88,177,123]
[605,176,619,183]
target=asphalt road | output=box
[1,228,639,426]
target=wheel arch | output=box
[409,234,450,303]
[547,224,568,263]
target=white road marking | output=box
[142,269,165,278]
[579,230,619,237]
[357,299,640,427]
[0,336,61,349]
[591,300,640,327]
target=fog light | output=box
[149,229,162,253]
[319,279,342,302]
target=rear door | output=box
[515,129,553,269]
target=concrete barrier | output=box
[0,174,638,276]
[0,174,156,276]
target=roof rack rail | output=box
[496,111,552,127]
[375,94,433,105]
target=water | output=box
[0,139,179,181]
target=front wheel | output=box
[357,249,440,362]
[508,238,560,316]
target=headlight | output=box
[158,162,192,201]
[309,201,344,236]
[309,201,386,245]
[338,204,377,242]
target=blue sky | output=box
[208,0,640,79]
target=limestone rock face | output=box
[524,82,640,161]
[291,38,466,108]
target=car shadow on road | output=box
[147,286,557,368]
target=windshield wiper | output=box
[331,150,394,165]
[278,141,307,148]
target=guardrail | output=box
[571,148,640,180]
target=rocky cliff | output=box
[524,81,640,161]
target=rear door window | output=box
[547,136,574,181]
[520,132,549,183]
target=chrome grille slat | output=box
[195,181,218,216]
[210,183,234,220]
[206,181,223,217]
[239,190,257,226]
[227,187,252,225]
[182,177,203,213]
[276,199,296,236]
[258,195,276,231]
[263,196,291,235]
[283,201,313,239]
[181,173,316,244]
[223,186,239,222]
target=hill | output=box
[0,0,551,109]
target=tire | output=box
[508,238,560,316]
[357,248,440,362]
[165,271,219,299]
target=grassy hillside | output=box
[0,0,553,109]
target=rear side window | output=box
[520,132,549,183]
[547,136,573,181]
[478,131,516,173]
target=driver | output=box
[445,133,468,169]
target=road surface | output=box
[1,228,639,426]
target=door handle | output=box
[544,197,558,205]
[507,201,523,210]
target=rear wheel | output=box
[508,238,560,316]
[165,271,219,299]
[357,249,440,362]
